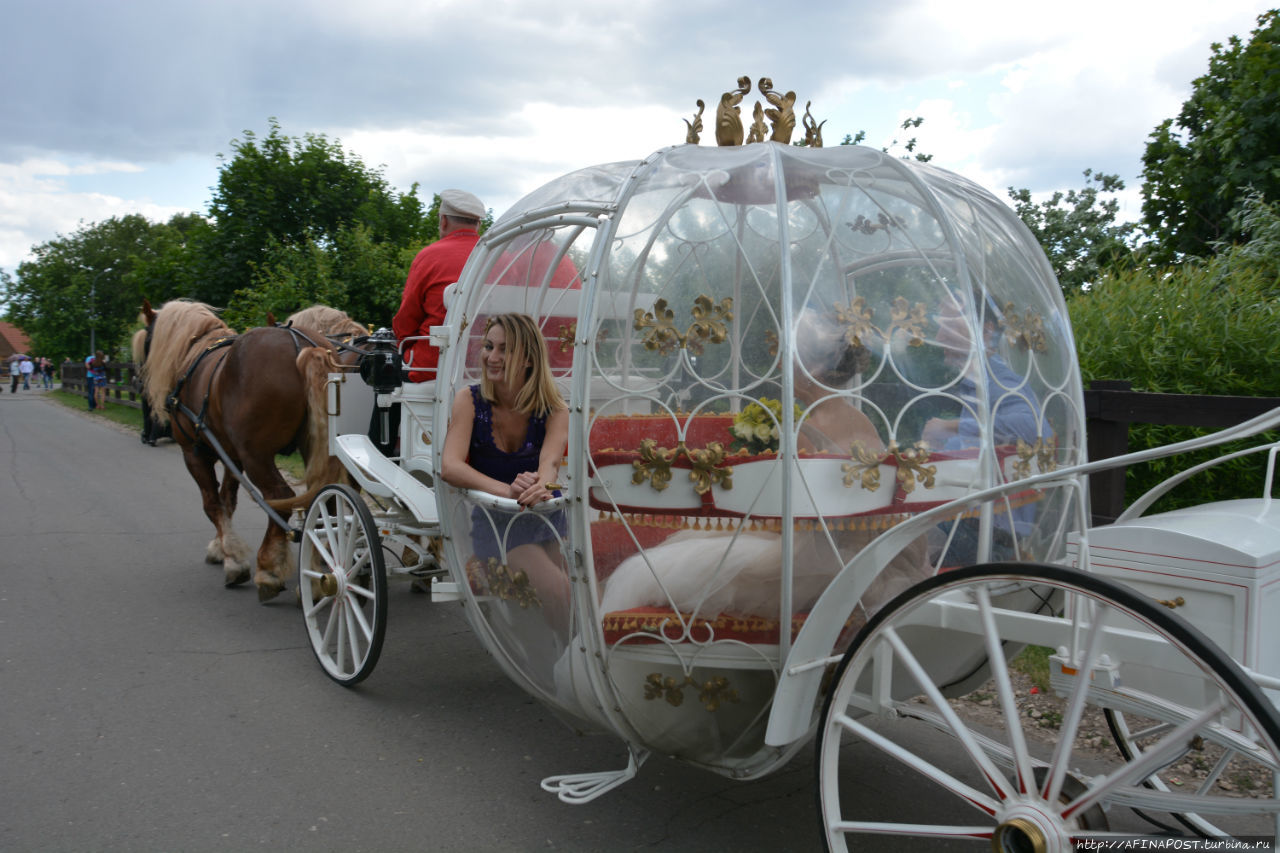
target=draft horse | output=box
[140,299,345,601]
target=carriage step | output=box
[430,578,462,602]
[334,433,439,524]
[540,749,649,804]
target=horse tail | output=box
[265,346,349,513]
[131,328,148,364]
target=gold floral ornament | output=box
[633,295,733,356]
[691,76,823,148]
[632,439,677,491]
[686,295,734,355]
[730,398,802,455]
[841,440,888,490]
[644,673,741,712]
[556,322,576,354]
[764,328,779,357]
[746,101,768,144]
[759,78,797,144]
[1012,436,1057,479]
[889,296,929,347]
[802,102,825,148]
[848,213,903,236]
[631,439,732,494]
[830,295,928,361]
[834,298,876,348]
[891,441,936,495]
[999,302,1048,353]
[684,99,705,144]
[685,442,732,493]
[715,76,752,147]
[473,557,542,609]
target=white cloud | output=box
[0,159,187,270]
[337,102,684,217]
[0,0,1268,274]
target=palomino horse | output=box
[140,299,345,601]
[283,304,368,341]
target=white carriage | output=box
[296,84,1280,849]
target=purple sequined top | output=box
[466,385,564,559]
[468,384,547,481]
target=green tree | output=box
[2,214,181,361]
[130,212,210,305]
[223,224,415,330]
[1008,169,1138,294]
[222,191,493,330]
[834,116,932,161]
[193,118,432,307]
[1140,10,1280,262]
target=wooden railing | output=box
[1084,380,1280,526]
[59,362,146,409]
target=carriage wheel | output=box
[815,563,1280,851]
[1104,705,1269,839]
[299,484,387,686]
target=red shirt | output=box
[392,228,480,381]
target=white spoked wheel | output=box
[299,484,388,686]
[1104,705,1267,839]
[816,563,1280,851]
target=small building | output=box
[0,320,31,359]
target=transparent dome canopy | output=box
[437,141,1085,777]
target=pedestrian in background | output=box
[93,351,108,409]
[85,352,101,410]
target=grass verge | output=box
[48,388,144,430]
[1010,645,1053,693]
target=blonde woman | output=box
[441,313,570,626]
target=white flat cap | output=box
[439,189,485,220]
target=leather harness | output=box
[162,324,328,539]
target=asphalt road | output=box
[0,391,1173,852]
[1,392,845,852]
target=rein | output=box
[276,322,324,353]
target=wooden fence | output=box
[1085,380,1280,526]
[59,361,146,409]
[53,364,1280,524]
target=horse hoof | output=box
[257,582,284,603]
[224,567,251,587]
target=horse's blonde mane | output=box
[143,300,232,421]
[286,305,366,338]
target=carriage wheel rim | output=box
[814,562,1280,850]
[299,483,387,686]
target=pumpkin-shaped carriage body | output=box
[432,140,1082,778]
[305,138,1280,844]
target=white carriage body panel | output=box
[1070,498,1280,678]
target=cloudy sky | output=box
[0,0,1269,276]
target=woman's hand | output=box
[511,471,548,506]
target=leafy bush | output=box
[1068,221,1280,511]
